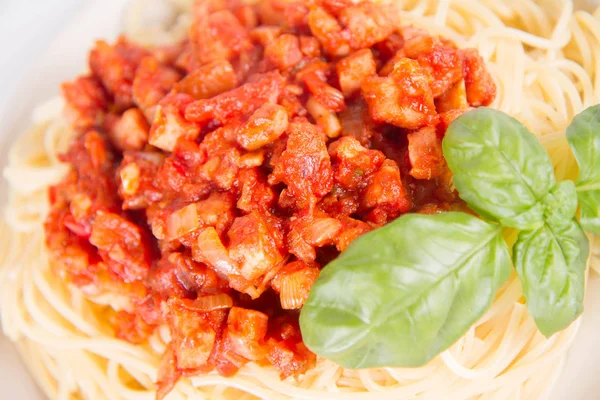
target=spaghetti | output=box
[2,1,600,399]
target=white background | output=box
[1,0,600,399]
[0,0,82,122]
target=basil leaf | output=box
[513,219,588,337]
[566,105,600,234]
[299,212,511,368]
[541,180,578,229]
[577,190,600,234]
[443,108,555,230]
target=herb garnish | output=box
[567,105,600,234]
[300,105,600,368]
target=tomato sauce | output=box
[45,0,495,396]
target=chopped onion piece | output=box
[307,217,343,246]
[166,203,200,239]
[280,268,320,310]
[194,293,233,311]
[280,274,305,309]
[70,193,92,221]
[239,150,265,167]
[193,227,238,276]
[120,163,140,196]
[306,95,342,138]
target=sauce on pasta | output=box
[3,1,600,400]
[43,0,494,396]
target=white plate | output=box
[0,1,599,398]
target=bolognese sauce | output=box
[45,0,496,396]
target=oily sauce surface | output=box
[45,0,495,395]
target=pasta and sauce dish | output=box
[1,0,600,399]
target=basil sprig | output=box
[443,108,590,337]
[567,105,600,234]
[300,106,598,369]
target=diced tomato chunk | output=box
[329,136,385,190]
[337,49,377,97]
[174,60,238,100]
[154,139,212,203]
[228,212,284,281]
[436,80,469,113]
[338,99,375,145]
[149,94,200,152]
[118,151,164,209]
[266,337,316,378]
[190,9,253,65]
[236,103,289,150]
[109,108,150,151]
[438,107,474,133]
[89,211,152,282]
[226,307,269,360]
[404,35,464,98]
[299,36,321,59]
[362,59,438,129]
[288,208,342,262]
[113,310,154,344]
[308,6,349,57]
[265,34,303,71]
[133,57,181,121]
[407,127,445,180]
[361,159,411,224]
[282,1,308,28]
[269,120,333,208]
[335,216,372,251]
[234,4,258,29]
[61,76,107,130]
[250,26,283,47]
[339,3,395,50]
[89,37,151,110]
[45,208,100,282]
[237,168,277,214]
[61,131,120,232]
[460,49,496,106]
[299,62,346,112]
[168,298,224,370]
[185,72,285,127]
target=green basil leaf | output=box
[566,104,600,234]
[540,180,578,229]
[577,190,600,234]
[443,108,555,230]
[299,212,511,368]
[513,219,588,337]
